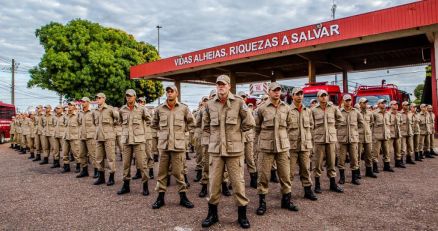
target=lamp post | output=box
[156,25,162,55]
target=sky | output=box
[0,0,426,111]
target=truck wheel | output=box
[0,133,5,144]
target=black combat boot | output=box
[202,203,219,228]
[93,171,105,185]
[39,157,49,165]
[365,167,377,178]
[76,166,89,178]
[373,162,380,173]
[75,163,80,173]
[406,155,416,164]
[33,154,41,162]
[185,152,191,160]
[249,172,257,189]
[93,168,99,178]
[425,150,435,158]
[179,192,194,208]
[383,162,394,172]
[10,143,13,148]
[153,154,159,162]
[351,170,361,185]
[415,152,422,161]
[329,177,344,193]
[304,186,318,201]
[50,159,60,168]
[117,180,130,195]
[132,169,142,180]
[61,164,70,173]
[143,181,149,196]
[149,168,154,179]
[314,177,322,194]
[194,170,202,182]
[256,194,266,215]
[270,170,279,183]
[20,147,26,154]
[107,173,115,186]
[28,152,35,159]
[237,206,250,229]
[395,159,406,168]
[338,169,345,184]
[152,192,165,209]
[184,174,190,188]
[419,151,425,159]
[221,182,231,196]
[199,184,208,198]
[281,193,299,211]
[357,168,362,179]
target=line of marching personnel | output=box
[7,74,438,229]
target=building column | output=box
[175,80,181,102]
[229,72,237,94]
[308,60,316,83]
[432,37,438,133]
[342,70,348,93]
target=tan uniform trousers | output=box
[15,133,20,147]
[124,144,148,183]
[413,134,420,152]
[41,135,53,158]
[313,143,337,178]
[115,135,123,157]
[401,136,414,158]
[194,136,203,171]
[359,142,373,167]
[428,134,434,151]
[134,140,153,170]
[418,134,430,153]
[52,137,62,160]
[151,137,158,155]
[200,145,229,185]
[390,138,402,160]
[26,135,34,153]
[156,150,187,193]
[20,134,25,148]
[258,151,291,195]
[22,134,29,149]
[34,134,43,154]
[244,141,257,174]
[208,155,248,206]
[338,143,359,171]
[290,150,312,187]
[79,139,96,168]
[373,139,390,163]
[96,140,116,173]
[62,139,80,164]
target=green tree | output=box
[28,19,163,106]
[414,83,424,105]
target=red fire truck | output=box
[302,82,344,106]
[0,101,16,144]
[353,81,410,107]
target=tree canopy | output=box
[28,19,163,106]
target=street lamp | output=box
[156,25,162,55]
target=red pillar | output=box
[431,41,438,133]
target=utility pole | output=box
[156,25,162,55]
[331,0,337,20]
[11,59,15,105]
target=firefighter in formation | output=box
[9,75,438,229]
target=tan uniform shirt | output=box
[64,111,81,140]
[428,112,435,134]
[54,114,66,139]
[203,93,255,156]
[372,109,391,140]
[337,107,364,144]
[359,109,373,143]
[288,103,313,151]
[311,103,344,144]
[120,103,151,144]
[80,109,96,140]
[35,114,44,135]
[399,110,413,137]
[389,111,402,139]
[255,99,291,153]
[94,103,119,141]
[152,101,195,151]
[21,118,32,136]
[43,114,56,137]
[418,111,431,135]
[412,111,420,135]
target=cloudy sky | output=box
[0,0,426,110]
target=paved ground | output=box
[1,143,438,231]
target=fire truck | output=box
[0,101,16,144]
[353,80,410,107]
[302,82,344,106]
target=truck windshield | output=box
[303,93,317,107]
[360,95,391,106]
